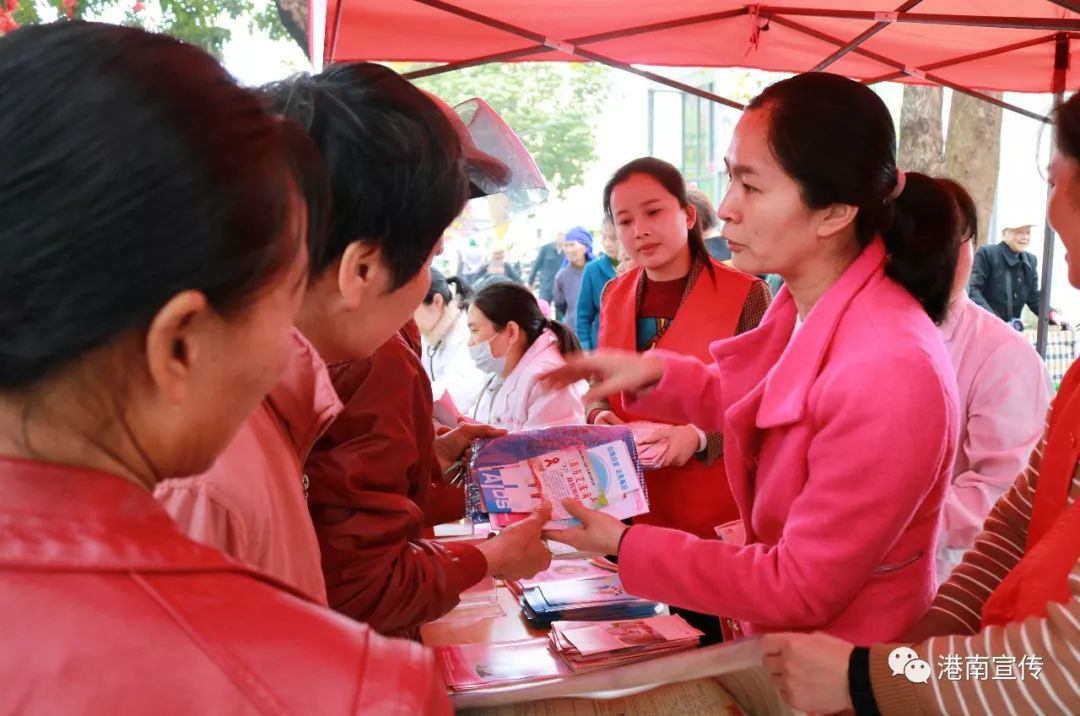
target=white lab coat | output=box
[421,307,488,417]
[472,329,587,431]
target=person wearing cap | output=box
[969,223,1065,326]
[155,63,552,617]
[553,226,594,327]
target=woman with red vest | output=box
[590,157,770,543]
[755,89,1080,716]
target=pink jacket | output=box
[155,329,341,604]
[619,239,959,645]
[936,296,1051,582]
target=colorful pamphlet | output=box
[505,557,618,598]
[467,425,648,530]
[520,574,662,627]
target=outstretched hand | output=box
[478,504,554,580]
[540,350,665,404]
[541,498,629,556]
[433,422,506,472]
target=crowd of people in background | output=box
[5,19,1080,716]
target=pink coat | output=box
[155,329,341,604]
[619,239,959,645]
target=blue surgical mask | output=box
[469,333,507,375]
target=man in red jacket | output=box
[308,324,499,636]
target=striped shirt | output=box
[868,414,1080,714]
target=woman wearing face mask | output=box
[543,73,960,646]
[469,283,586,430]
[415,268,487,415]
[757,88,1080,716]
[0,22,448,713]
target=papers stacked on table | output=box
[467,425,649,530]
[520,574,662,627]
[505,557,617,599]
[436,638,570,691]
[550,614,703,671]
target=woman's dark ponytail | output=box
[880,172,958,324]
[544,318,582,356]
[471,283,582,357]
[424,268,472,309]
[747,72,957,324]
[446,275,473,308]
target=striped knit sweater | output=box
[867,416,1080,714]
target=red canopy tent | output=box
[312,0,1080,354]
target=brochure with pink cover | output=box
[436,638,571,691]
[516,558,616,590]
[561,615,703,656]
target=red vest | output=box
[598,260,755,538]
[982,361,1080,627]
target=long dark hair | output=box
[936,177,979,245]
[602,157,716,280]
[423,268,472,309]
[747,73,957,324]
[0,22,317,390]
[471,283,580,356]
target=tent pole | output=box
[766,13,1052,123]
[1037,32,1070,359]
[760,7,1080,32]
[404,0,746,110]
[811,0,926,72]
[403,7,750,80]
[1046,1,1080,14]
[864,34,1060,84]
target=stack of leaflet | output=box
[520,574,662,627]
[549,615,703,671]
[505,556,617,599]
[628,421,673,470]
[436,638,571,691]
[467,425,649,529]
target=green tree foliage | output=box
[404,62,612,198]
[5,0,287,60]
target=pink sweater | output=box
[155,329,341,604]
[619,239,959,645]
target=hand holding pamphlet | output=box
[467,426,649,530]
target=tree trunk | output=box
[944,92,1003,248]
[898,85,945,175]
[275,0,309,58]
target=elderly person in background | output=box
[553,226,594,327]
[969,223,1066,327]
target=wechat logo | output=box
[889,646,932,684]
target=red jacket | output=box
[306,332,487,638]
[0,456,450,715]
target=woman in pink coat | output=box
[544,73,960,645]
